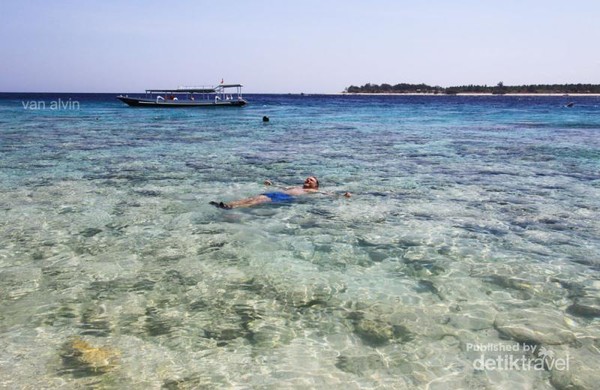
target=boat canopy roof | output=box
[145,84,243,94]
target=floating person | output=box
[210,176,350,209]
[263,116,270,122]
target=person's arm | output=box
[265,179,350,197]
[264,180,295,191]
[318,190,351,198]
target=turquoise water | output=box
[1,93,599,388]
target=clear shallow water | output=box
[1,93,599,388]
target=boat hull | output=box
[117,96,247,108]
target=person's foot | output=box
[210,201,232,209]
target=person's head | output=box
[303,176,319,189]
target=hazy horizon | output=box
[1,0,599,94]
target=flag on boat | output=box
[221,78,224,84]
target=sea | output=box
[0,93,599,389]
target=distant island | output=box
[344,82,600,95]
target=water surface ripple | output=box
[1,94,599,388]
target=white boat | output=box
[117,84,247,108]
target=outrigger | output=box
[117,84,247,107]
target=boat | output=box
[117,84,247,108]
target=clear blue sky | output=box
[1,0,599,93]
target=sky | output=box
[1,0,599,93]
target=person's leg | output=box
[213,194,272,209]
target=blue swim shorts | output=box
[262,192,294,203]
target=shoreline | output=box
[3,91,600,97]
[334,92,600,97]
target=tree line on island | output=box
[345,82,600,94]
